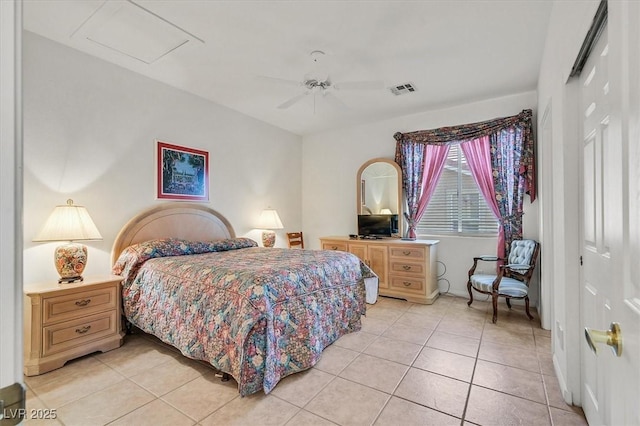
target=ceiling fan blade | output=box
[256,75,302,87]
[277,92,309,109]
[323,92,348,110]
[333,80,385,90]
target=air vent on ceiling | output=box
[389,83,417,96]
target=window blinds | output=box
[417,144,498,235]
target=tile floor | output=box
[24,294,589,425]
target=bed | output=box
[111,203,372,396]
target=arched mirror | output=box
[356,158,403,235]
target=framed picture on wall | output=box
[156,140,209,201]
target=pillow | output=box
[112,237,258,280]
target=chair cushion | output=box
[470,274,529,298]
[498,278,529,298]
[470,274,497,293]
[508,240,536,265]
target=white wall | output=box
[22,32,302,284]
[536,0,601,406]
[302,91,539,300]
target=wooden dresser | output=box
[320,236,440,304]
[24,275,124,376]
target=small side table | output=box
[23,275,124,376]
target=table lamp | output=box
[257,208,283,248]
[33,199,103,283]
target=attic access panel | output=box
[71,0,203,64]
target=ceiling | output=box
[23,0,553,136]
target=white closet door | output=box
[580,2,640,424]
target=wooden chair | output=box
[286,232,304,249]
[467,239,540,323]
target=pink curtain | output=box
[412,144,450,236]
[396,142,449,239]
[460,137,506,259]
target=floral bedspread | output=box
[113,238,372,396]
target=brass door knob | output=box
[585,322,622,357]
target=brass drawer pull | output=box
[75,299,91,307]
[403,281,412,286]
[75,325,91,334]
[402,265,412,271]
[403,251,411,256]
[331,246,338,250]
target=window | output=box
[417,143,498,235]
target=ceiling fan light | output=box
[304,72,329,84]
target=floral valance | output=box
[393,109,536,202]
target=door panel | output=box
[347,243,367,264]
[367,246,388,288]
[583,133,596,246]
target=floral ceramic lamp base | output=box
[262,230,276,248]
[55,242,87,283]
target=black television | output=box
[358,214,398,238]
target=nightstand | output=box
[23,275,124,376]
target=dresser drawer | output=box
[42,311,118,357]
[389,276,425,292]
[389,246,426,261]
[323,242,348,252]
[390,261,425,275]
[319,237,439,304]
[43,286,118,325]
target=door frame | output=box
[0,0,23,391]
[551,1,609,410]
[538,101,553,331]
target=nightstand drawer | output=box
[389,246,426,261]
[42,311,118,357]
[389,276,425,292]
[390,261,425,275]
[43,286,117,325]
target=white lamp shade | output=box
[34,199,103,242]
[380,208,393,215]
[257,208,284,230]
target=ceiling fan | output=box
[259,50,384,112]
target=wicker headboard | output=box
[111,203,235,265]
